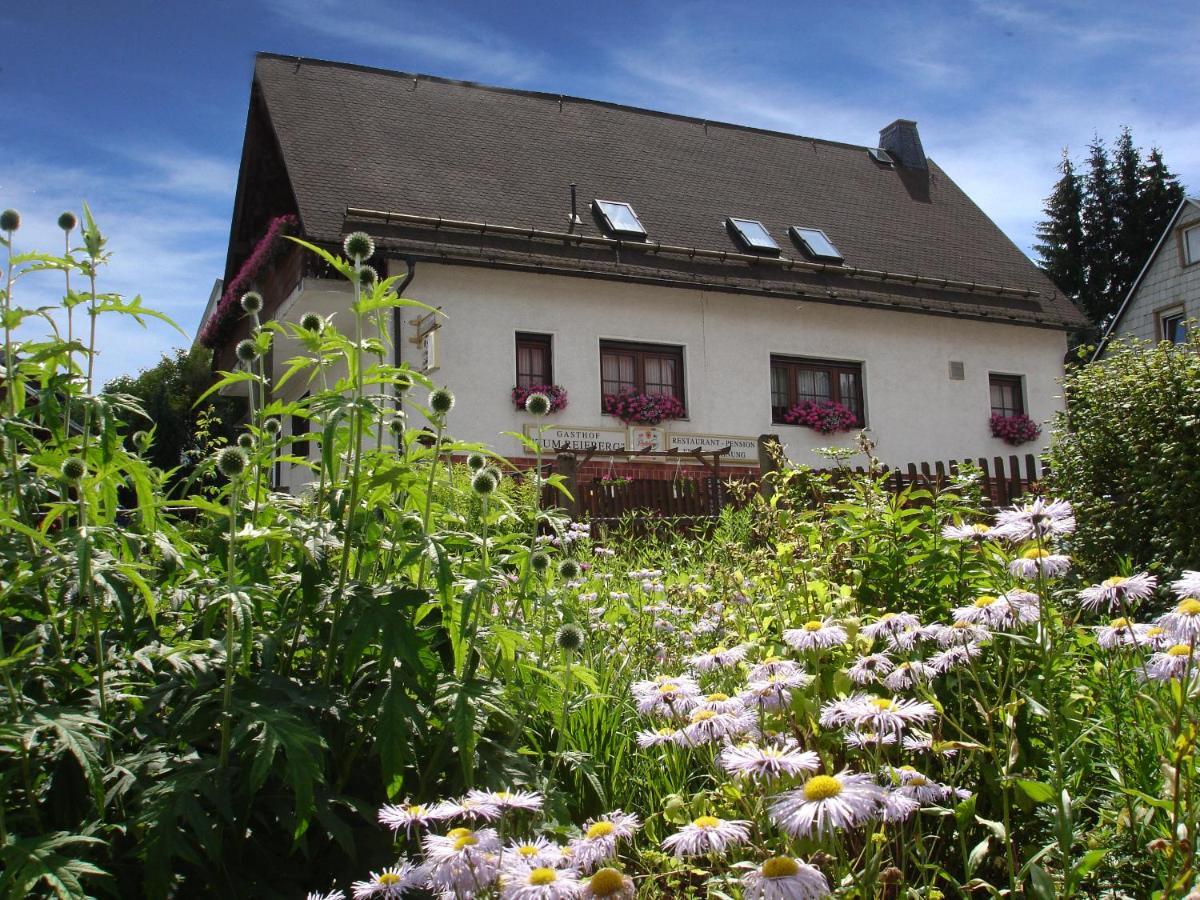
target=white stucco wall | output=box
[1114,209,1200,345]
[266,263,1068,490]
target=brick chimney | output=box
[879,119,927,169]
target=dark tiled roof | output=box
[246,53,1086,330]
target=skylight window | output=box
[726,217,780,254]
[868,147,895,166]
[790,226,844,263]
[593,199,647,238]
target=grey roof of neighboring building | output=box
[228,52,1086,331]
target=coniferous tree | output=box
[1035,149,1086,303]
[1079,136,1118,326]
[1111,127,1143,303]
[1138,146,1186,263]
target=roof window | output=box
[593,199,647,239]
[868,147,895,166]
[726,217,780,254]
[790,226,844,263]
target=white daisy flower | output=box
[901,731,959,757]
[351,862,422,898]
[928,642,983,673]
[631,675,701,719]
[499,863,582,899]
[378,800,447,837]
[719,742,820,782]
[929,620,989,647]
[687,644,750,671]
[843,730,898,749]
[992,497,1075,541]
[847,653,894,684]
[1009,548,1073,580]
[886,765,955,803]
[952,592,1038,631]
[1158,599,1200,641]
[941,521,994,543]
[568,812,640,873]
[580,867,635,899]
[820,694,936,737]
[879,788,921,823]
[636,726,681,748]
[1146,643,1197,681]
[506,837,564,869]
[424,827,501,896]
[1095,617,1153,649]
[747,656,804,680]
[741,855,830,899]
[661,816,750,857]
[768,771,882,837]
[677,709,754,747]
[1078,573,1158,613]
[740,671,812,711]
[467,788,544,814]
[308,891,346,900]
[783,619,848,651]
[882,659,936,692]
[883,624,924,652]
[861,612,922,641]
[697,692,747,715]
[1172,571,1200,599]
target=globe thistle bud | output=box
[343,231,375,262]
[530,551,550,574]
[466,452,486,471]
[237,433,256,450]
[357,265,378,288]
[524,391,552,416]
[428,388,455,416]
[240,291,264,314]
[235,339,259,363]
[395,372,413,393]
[263,418,281,436]
[60,457,86,483]
[556,623,585,653]
[58,211,78,232]
[557,558,580,580]
[216,446,248,478]
[482,465,503,485]
[471,470,498,496]
[299,312,323,333]
[387,413,406,435]
[0,209,19,232]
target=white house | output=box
[1097,196,1200,354]
[203,54,1086,493]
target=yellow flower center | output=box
[1023,548,1049,560]
[693,815,721,829]
[1179,599,1200,616]
[379,873,402,886]
[870,698,895,710]
[971,523,990,534]
[762,655,783,665]
[762,856,801,878]
[656,727,674,736]
[1109,617,1130,628]
[406,804,425,815]
[691,710,717,722]
[909,776,929,786]
[1168,644,1192,657]
[803,775,843,801]
[974,596,997,608]
[706,692,729,702]
[454,834,479,850]
[446,827,472,840]
[589,868,627,895]
[587,821,616,839]
[1148,626,1166,637]
[709,646,728,655]
[657,683,679,694]
[529,868,557,886]
[1102,575,1128,588]
[494,791,512,800]
[880,612,897,621]
[517,844,539,857]
[952,620,971,629]
[804,620,824,631]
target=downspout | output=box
[392,255,417,410]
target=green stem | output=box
[219,478,241,768]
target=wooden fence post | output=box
[555,453,579,520]
[757,434,782,501]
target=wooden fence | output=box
[551,440,1044,525]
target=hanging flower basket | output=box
[512,383,568,413]
[990,413,1041,446]
[782,399,858,434]
[602,390,685,425]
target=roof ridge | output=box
[253,51,883,155]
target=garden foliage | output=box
[3,210,1200,899]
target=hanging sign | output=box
[668,432,759,465]
[522,425,626,452]
[626,425,667,453]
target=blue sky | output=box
[5,0,1198,385]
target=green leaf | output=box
[1017,779,1055,804]
[1028,862,1056,900]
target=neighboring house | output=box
[1097,196,1200,356]
[203,54,1086,492]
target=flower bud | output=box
[428,388,455,416]
[58,211,77,232]
[240,291,263,314]
[0,209,19,232]
[342,231,375,262]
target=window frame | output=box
[789,225,844,263]
[515,332,553,388]
[1159,306,1187,344]
[592,199,648,239]
[1183,223,1200,267]
[988,373,1026,418]
[599,339,686,414]
[726,217,780,255]
[769,355,865,426]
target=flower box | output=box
[602,390,685,425]
[990,413,1041,446]
[512,384,568,413]
[781,399,858,434]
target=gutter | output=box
[392,254,416,373]
[346,206,1041,300]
